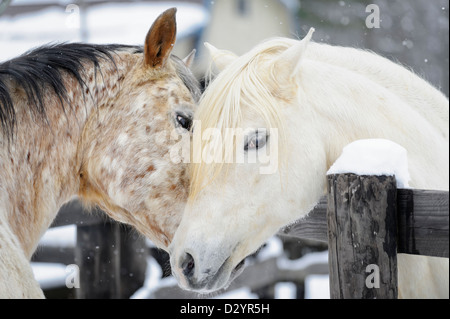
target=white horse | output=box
[169,29,449,298]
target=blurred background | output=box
[1,0,448,95]
[1,0,448,299]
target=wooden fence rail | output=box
[280,173,449,299]
[280,181,449,258]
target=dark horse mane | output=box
[0,42,143,141]
[0,42,201,144]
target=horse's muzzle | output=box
[172,251,247,293]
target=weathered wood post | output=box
[75,222,148,299]
[49,200,149,298]
[75,221,122,299]
[327,173,398,299]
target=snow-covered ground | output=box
[0,1,209,62]
[32,262,68,290]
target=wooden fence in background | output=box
[281,173,449,299]
[36,173,448,299]
[38,201,328,299]
[44,201,148,299]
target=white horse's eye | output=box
[244,131,268,151]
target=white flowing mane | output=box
[190,39,291,199]
[190,36,449,199]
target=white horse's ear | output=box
[275,28,315,80]
[204,42,238,72]
[183,49,196,69]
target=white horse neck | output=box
[305,42,449,140]
[296,43,449,191]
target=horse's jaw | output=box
[169,197,286,293]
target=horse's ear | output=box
[274,28,315,80]
[204,42,238,72]
[144,8,177,68]
[182,49,196,69]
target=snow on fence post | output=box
[327,173,398,299]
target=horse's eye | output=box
[245,131,268,151]
[177,114,192,131]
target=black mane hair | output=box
[0,43,142,141]
[171,55,202,103]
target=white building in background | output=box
[196,0,300,75]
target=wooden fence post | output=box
[75,221,121,299]
[327,174,398,299]
[75,221,147,299]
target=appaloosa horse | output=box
[0,8,199,298]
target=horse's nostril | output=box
[181,252,195,278]
[235,259,245,271]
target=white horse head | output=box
[169,30,449,297]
